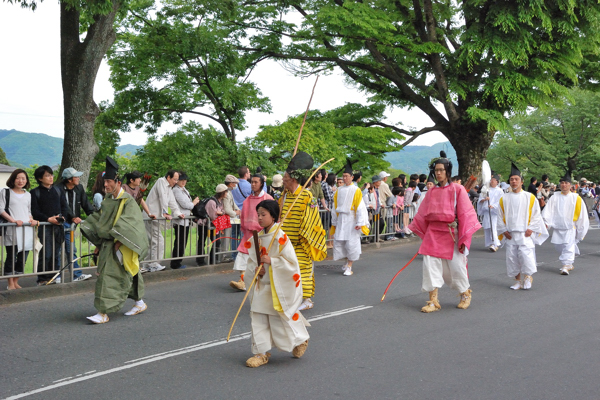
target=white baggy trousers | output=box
[422,247,470,293]
[250,312,309,355]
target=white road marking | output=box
[4,305,373,400]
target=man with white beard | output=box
[477,174,503,251]
[542,173,589,275]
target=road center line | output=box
[4,305,373,400]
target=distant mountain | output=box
[117,144,141,156]
[0,129,63,167]
[385,141,458,175]
[0,129,141,167]
[1,127,453,173]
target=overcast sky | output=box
[0,2,448,147]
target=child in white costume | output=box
[542,174,589,275]
[331,161,369,276]
[496,164,548,290]
[243,200,310,368]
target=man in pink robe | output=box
[409,151,481,312]
[230,174,273,290]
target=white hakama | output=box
[477,186,503,248]
[542,192,589,266]
[244,224,310,355]
[422,247,470,293]
[497,190,548,278]
[233,252,249,271]
[331,185,369,262]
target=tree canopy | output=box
[248,103,404,177]
[133,122,238,198]
[104,0,271,143]
[488,88,600,183]
[210,0,600,178]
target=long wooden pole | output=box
[292,76,319,157]
[226,157,335,341]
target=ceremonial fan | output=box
[480,160,492,228]
[480,160,492,196]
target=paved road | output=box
[2,230,600,400]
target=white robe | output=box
[542,192,589,244]
[477,186,503,247]
[331,185,369,261]
[414,190,427,214]
[244,224,309,355]
[143,177,182,265]
[497,190,548,277]
[542,192,589,266]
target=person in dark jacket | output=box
[58,167,95,282]
[527,177,538,194]
[30,165,70,285]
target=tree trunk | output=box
[60,2,120,188]
[447,120,495,183]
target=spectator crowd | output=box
[1,163,599,291]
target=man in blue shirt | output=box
[232,167,251,210]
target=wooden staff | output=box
[226,157,335,341]
[292,75,319,157]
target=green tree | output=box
[6,0,137,188]
[488,89,600,183]
[221,0,600,180]
[133,122,238,198]
[0,146,10,165]
[104,0,271,143]
[249,103,404,177]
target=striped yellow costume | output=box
[280,185,327,299]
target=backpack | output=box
[0,188,10,236]
[191,197,216,220]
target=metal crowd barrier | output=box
[0,204,418,285]
[0,221,71,283]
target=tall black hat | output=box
[427,171,436,183]
[509,162,521,178]
[491,174,500,182]
[344,159,353,175]
[286,151,314,180]
[559,173,572,183]
[104,156,119,180]
[430,151,453,176]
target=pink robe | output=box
[408,183,481,260]
[236,191,273,254]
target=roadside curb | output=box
[0,261,235,306]
[0,230,483,306]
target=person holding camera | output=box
[58,167,95,283]
[30,165,70,286]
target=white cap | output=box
[215,184,229,193]
[379,171,391,178]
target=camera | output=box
[56,216,65,223]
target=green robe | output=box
[81,189,149,314]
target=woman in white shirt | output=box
[1,169,38,290]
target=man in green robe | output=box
[81,157,149,324]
